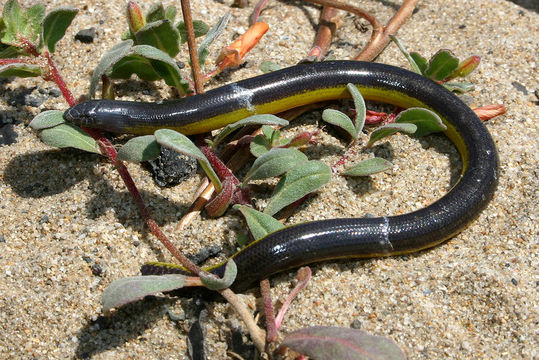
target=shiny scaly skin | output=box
[64,61,499,292]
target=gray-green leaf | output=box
[242,148,308,185]
[366,123,417,147]
[390,35,422,75]
[132,45,189,94]
[233,204,284,241]
[347,83,366,133]
[29,110,65,130]
[260,60,281,73]
[212,114,288,147]
[41,6,78,53]
[177,20,209,44]
[38,123,100,154]
[198,11,231,65]
[26,4,45,43]
[443,82,474,93]
[145,3,165,23]
[342,157,393,177]
[280,326,406,360]
[117,135,160,162]
[0,63,41,77]
[102,274,186,311]
[135,19,180,58]
[394,107,447,136]
[322,109,358,140]
[424,50,459,81]
[250,134,272,157]
[1,0,27,46]
[265,160,331,215]
[89,40,133,98]
[165,6,177,22]
[410,51,427,74]
[154,129,222,192]
[199,260,237,290]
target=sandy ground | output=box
[0,0,537,359]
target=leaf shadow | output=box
[3,147,194,230]
[74,296,176,359]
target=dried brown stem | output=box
[219,288,266,353]
[180,0,204,94]
[308,6,338,60]
[355,0,419,61]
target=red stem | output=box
[44,52,76,106]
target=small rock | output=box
[0,235,5,243]
[146,147,198,187]
[91,264,103,276]
[75,28,96,43]
[511,81,528,95]
[350,319,362,329]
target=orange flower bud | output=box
[216,22,269,70]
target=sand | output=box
[0,0,537,359]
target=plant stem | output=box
[260,279,278,342]
[219,288,266,353]
[180,0,204,94]
[44,51,76,106]
[308,6,338,60]
[355,0,419,61]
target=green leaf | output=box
[132,45,189,94]
[0,44,23,58]
[265,161,331,216]
[117,135,160,162]
[346,83,366,133]
[26,4,45,43]
[250,134,271,157]
[41,6,78,53]
[198,11,230,65]
[165,6,177,22]
[102,274,186,311]
[242,148,308,185]
[233,204,284,241]
[366,123,417,148]
[342,157,393,177]
[322,109,358,140]
[212,114,288,147]
[135,19,180,57]
[154,129,222,192]
[199,260,237,290]
[1,0,28,46]
[424,50,459,81]
[145,3,165,23]
[260,60,281,73]
[280,326,406,360]
[390,35,422,74]
[394,107,447,136]
[261,124,275,141]
[89,40,133,98]
[410,52,427,74]
[0,63,41,77]
[177,20,209,44]
[38,123,101,154]
[443,82,474,93]
[29,110,65,130]
[109,53,161,81]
